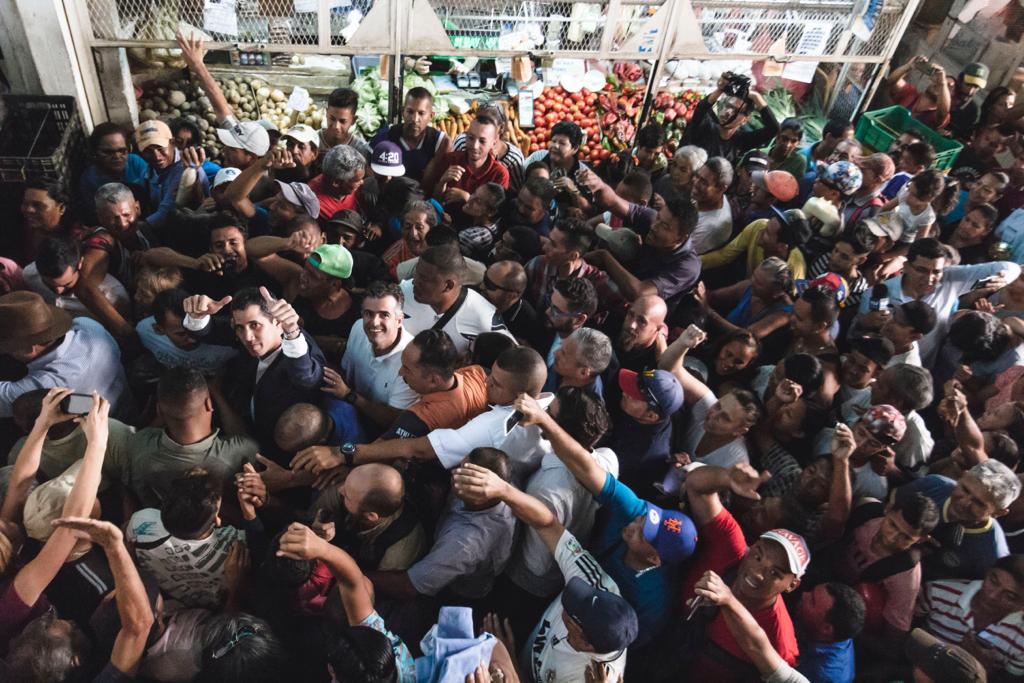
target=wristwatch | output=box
[343,391,359,405]
[341,442,356,466]
[283,328,301,341]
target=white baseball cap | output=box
[283,124,320,147]
[213,167,242,188]
[216,121,271,156]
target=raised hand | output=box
[270,147,296,169]
[196,253,226,274]
[255,454,294,492]
[35,387,76,430]
[291,445,343,474]
[575,167,602,193]
[453,463,509,506]
[311,508,336,543]
[774,378,803,405]
[235,463,266,519]
[440,165,466,188]
[482,613,516,660]
[175,30,207,70]
[694,570,734,606]
[181,145,206,169]
[260,286,300,335]
[183,294,232,318]
[831,422,856,462]
[52,516,122,548]
[512,393,548,427]
[321,367,353,400]
[585,661,623,683]
[276,522,328,561]
[78,394,110,443]
[678,323,707,350]
[728,463,771,500]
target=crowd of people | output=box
[3,33,1024,682]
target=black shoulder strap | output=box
[859,548,921,583]
[432,287,468,332]
[845,500,886,540]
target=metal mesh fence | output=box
[427,0,606,52]
[84,0,377,48]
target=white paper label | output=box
[781,20,830,83]
[295,0,350,10]
[203,0,238,37]
[287,86,311,112]
[495,58,513,75]
[518,88,534,127]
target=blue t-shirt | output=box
[797,638,855,683]
[322,397,368,445]
[896,475,1009,579]
[78,154,150,221]
[592,472,678,646]
[940,189,970,227]
[250,207,272,237]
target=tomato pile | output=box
[530,86,608,162]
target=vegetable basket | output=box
[854,106,962,171]
[0,95,84,187]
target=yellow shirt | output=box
[700,219,807,281]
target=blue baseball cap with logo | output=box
[371,141,405,177]
[561,576,639,653]
[642,503,698,564]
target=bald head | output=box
[482,260,527,312]
[274,403,330,453]
[344,463,404,519]
[620,294,668,352]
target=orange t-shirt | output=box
[409,365,489,431]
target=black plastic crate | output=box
[0,95,85,188]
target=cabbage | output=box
[403,73,437,96]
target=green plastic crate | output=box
[854,105,963,171]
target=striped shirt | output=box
[453,135,526,191]
[919,578,1024,676]
[807,253,869,310]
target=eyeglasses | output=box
[98,147,129,157]
[482,274,521,295]
[548,303,578,319]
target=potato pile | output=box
[137,75,325,161]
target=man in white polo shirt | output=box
[297,346,551,486]
[326,281,418,431]
[400,243,511,353]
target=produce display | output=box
[136,75,325,161]
[650,89,702,154]
[529,86,603,161]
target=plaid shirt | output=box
[523,256,625,323]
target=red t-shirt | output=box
[309,174,359,219]
[438,151,510,193]
[0,581,50,655]
[680,509,800,677]
[888,81,949,130]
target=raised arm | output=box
[695,571,807,681]
[454,462,563,553]
[942,386,986,466]
[14,395,109,608]
[224,152,272,218]
[658,324,710,406]
[685,463,769,527]
[887,55,927,87]
[277,522,375,625]
[576,168,630,219]
[1,388,75,523]
[821,423,855,541]
[512,393,606,497]
[585,248,655,301]
[177,32,234,125]
[53,518,153,676]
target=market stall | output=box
[50,0,922,170]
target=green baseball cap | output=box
[308,244,353,279]
[961,62,989,88]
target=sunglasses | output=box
[483,274,520,295]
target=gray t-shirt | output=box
[406,496,516,599]
[681,393,750,468]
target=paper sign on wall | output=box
[782,21,831,83]
[203,0,239,37]
[295,0,350,10]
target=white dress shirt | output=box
[340,321,418,409]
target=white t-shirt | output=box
[691,202,733,254]
[522,530,628,683]
[680,393,750,468]
[340,322,418,409]
[136,316,238,374]
[427,394,555,485]
[399,279,511,354]
[887,343,922,368]
[895,184,936,244]
[127,508,245,609]
[24,262,130,320]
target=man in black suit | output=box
[182,286,325,466]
